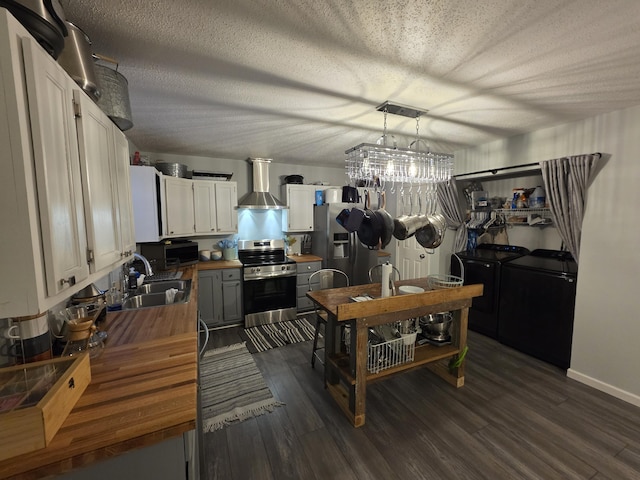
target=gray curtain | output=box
[540,153,601,264]
[437,178,468,253]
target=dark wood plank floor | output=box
[201,327,640,480]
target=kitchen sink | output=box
[121,280,191,310]
[135,280,190,295]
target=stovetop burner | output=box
[238,239,296,267]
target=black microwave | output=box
[139,241,199,271]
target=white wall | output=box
[454,104,640,406]
[139,152,346,199]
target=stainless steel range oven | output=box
[238,239,297,328]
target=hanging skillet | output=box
[378,191,394,249]
[357,191,382,249]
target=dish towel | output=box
[165,288,179,304]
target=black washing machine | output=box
[451,243,529,338]
[498,249,578,369]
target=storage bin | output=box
[344,326,416,374]
[0,353,91,461]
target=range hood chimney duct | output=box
[237,158,286,209]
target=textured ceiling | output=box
[59,0,640,167]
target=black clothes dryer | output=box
[498,249,578,369]
[451,243,529,338]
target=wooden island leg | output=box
[425,306,469,388]
[351,319,369,427]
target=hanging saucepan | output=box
[377,191,394,249]
[357,191,383,249]
[415,184,447,249]
[416,213,447,249]
[393,188,428,240]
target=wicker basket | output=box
[427,274,463,289]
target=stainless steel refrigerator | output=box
[311,203,378,286]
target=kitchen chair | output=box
[368,264,401,283]
[308,268,349,369]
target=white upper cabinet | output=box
[0,12,135,317]
[281,184,316,232]
[192,180,238,235]
[194,181,217,234]
[213,181,238,234]
[165,176,196,237]
[113,130,136,259]
[147,176,238,239]
[74,91,122,272]
[21,36,90,296]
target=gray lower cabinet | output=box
[296,261,322,312]
[198,269,242,327]
[58,431,196,479]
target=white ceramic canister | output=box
[324,188,341,204]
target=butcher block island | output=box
[0,267,200,480]
[307,280,483,427]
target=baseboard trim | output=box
[567,368,640,408]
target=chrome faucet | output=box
[133,252,154,277]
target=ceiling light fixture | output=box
[345,101,454,188]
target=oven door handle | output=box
[244,272,297,280]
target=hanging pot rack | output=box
[345,101,454,188]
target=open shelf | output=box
[327,343,460,384]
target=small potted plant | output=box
[218,237,238,260]
[284,236,297,255]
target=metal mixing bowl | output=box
[420,312,452,336]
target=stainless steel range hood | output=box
[237,158,286,209]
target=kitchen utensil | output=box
[416,213,447,249]
[398,285,424,295]
[0,0,68,58]
[155,161,188,178]
[357,191,382,249]
[342,185,358,203]
[344,207,364,232]
[393,187,429,240]
[94,56,133,131]
[427,274,463,289]
[377,191,394,249]
[420,312,453,339]
[284,174,303,184]
[56,21,100,100]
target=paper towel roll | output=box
[381,262,392,298]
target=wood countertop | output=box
[197,259,242,270]
[0,267,199,480]
[287,254,322,262]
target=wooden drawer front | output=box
[221,269,240,281]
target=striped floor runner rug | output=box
[240,317,318,353]
[200,342,282,432]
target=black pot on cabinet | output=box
[0,0,68,59]
[284,174,303,184]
